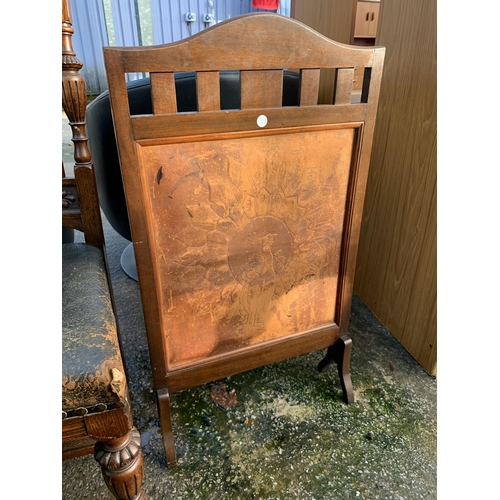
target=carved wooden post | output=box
[62,0,104,249]
[94,428,147,500]
[62,2,147,498]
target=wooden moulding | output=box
[131,107,367,142]
[165,323,341,393]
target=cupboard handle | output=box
[371,12,375,21]
[366,13,369,21]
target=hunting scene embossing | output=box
[140,127,355,366]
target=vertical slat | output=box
[197,71,221,112]
[241,70,283,109]
[151,72,177,114]
[334,68,355,105]
[299,69,320,106]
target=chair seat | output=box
[62,243,126,418]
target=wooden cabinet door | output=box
[354,2,372,37]
[354,2,379,39]
[368,3,380,37]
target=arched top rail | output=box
[104,13,383,73]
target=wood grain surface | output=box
[354,0,437,375]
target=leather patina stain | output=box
[62,244,126,413]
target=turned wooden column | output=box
[62,2,147,496]
[62,0,105,249]
[94,427,146,500]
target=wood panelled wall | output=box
[354,0,437,375]
[292,0,437,375]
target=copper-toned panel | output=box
[138,127,354,367]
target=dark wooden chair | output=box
[62,1,146,498]
[103,13,385,467]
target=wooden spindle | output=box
[62,0,104,249]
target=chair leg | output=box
[94,427,147,500]
[157,388,177,467]
[318,334,355,404]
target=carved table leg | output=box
[94,427,147,500]
[157,388,177,468]
[318,334,355,404]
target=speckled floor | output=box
[62,213,437,500]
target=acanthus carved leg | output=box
[94,427,147,500]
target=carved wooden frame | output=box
[62,1,146,497]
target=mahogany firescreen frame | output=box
[104,13,385,467]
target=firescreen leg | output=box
[318,334,355,404]
[157,388,177,467]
